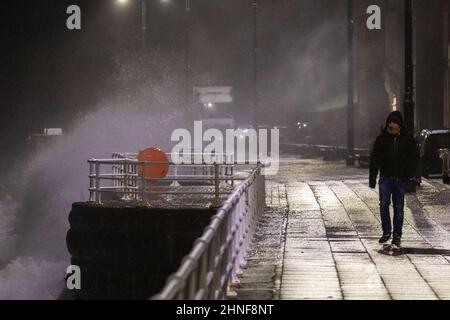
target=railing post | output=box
[240,189,249,269]
[186,263,197,300]
[197,246,208,299]
[171,165,181,187]
[122,161,127,200]
[257,165,265,214]
[95,161,101,204]
[207,242,215,299]
[140,163,147,205]
[446,152,450,184]
[211,235,221,299]
[441,149,450,184]
[213,163,220,207]
[120,161,125,191]
[122,160,131,201]
[132,162,137,200]
[225,165,229,184]
[232,196,244,283]
[219,219,229,297]
[151,163,267,300]
[112,158,117,189]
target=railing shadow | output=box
[401,247,450,255]
[377,246,450,256]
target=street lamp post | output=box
[185,0,192,108]
[117,0,191,106]
[117,0,171,50]
[141,0,147,49]
[347,0,355,166]
[116,0,148,49]
[252,0,258,128]
[403,0,415,134]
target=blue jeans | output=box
[379,176,406,236]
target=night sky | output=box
[0,0,347,151]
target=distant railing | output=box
[112,152,235,186]
[151,163,265,300]
[88,152,256,207]
[439,148,450,184]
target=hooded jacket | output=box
[369,112,419,188]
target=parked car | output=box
[417,129,450,178]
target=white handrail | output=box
[151,163,265,300]
[88,156,244,205]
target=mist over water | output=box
[0,79,187,299]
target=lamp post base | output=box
[346,154,355,166]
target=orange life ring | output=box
[137,147,169,179]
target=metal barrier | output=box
[112,152,235,165]
[111,152,235,187]
[440,148,450,184]
[88,160,244,207]
[151,163,265,300]
[88,152,263,207]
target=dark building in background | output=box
[2,1,449,152]
[351,0,450,148]
[353,0,394,147]
[448,3,450,129]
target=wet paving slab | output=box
[232,184,288,300]
[235,158,450,300]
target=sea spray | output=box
[0,99,185,299]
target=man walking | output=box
[369,111,419,248]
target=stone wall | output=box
[65,202,216,299]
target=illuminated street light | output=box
[117,0,170,5]
[346,0,354,166]
[115,0,190,105]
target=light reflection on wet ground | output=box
[235,157,450,300]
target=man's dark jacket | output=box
[369,128,419,188]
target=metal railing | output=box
[439,148,450,184]
[151,163,265,300]
[88,152,254,207]
[111,151,235,187]
[112,152,235,166]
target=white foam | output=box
[0,257,67,300]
